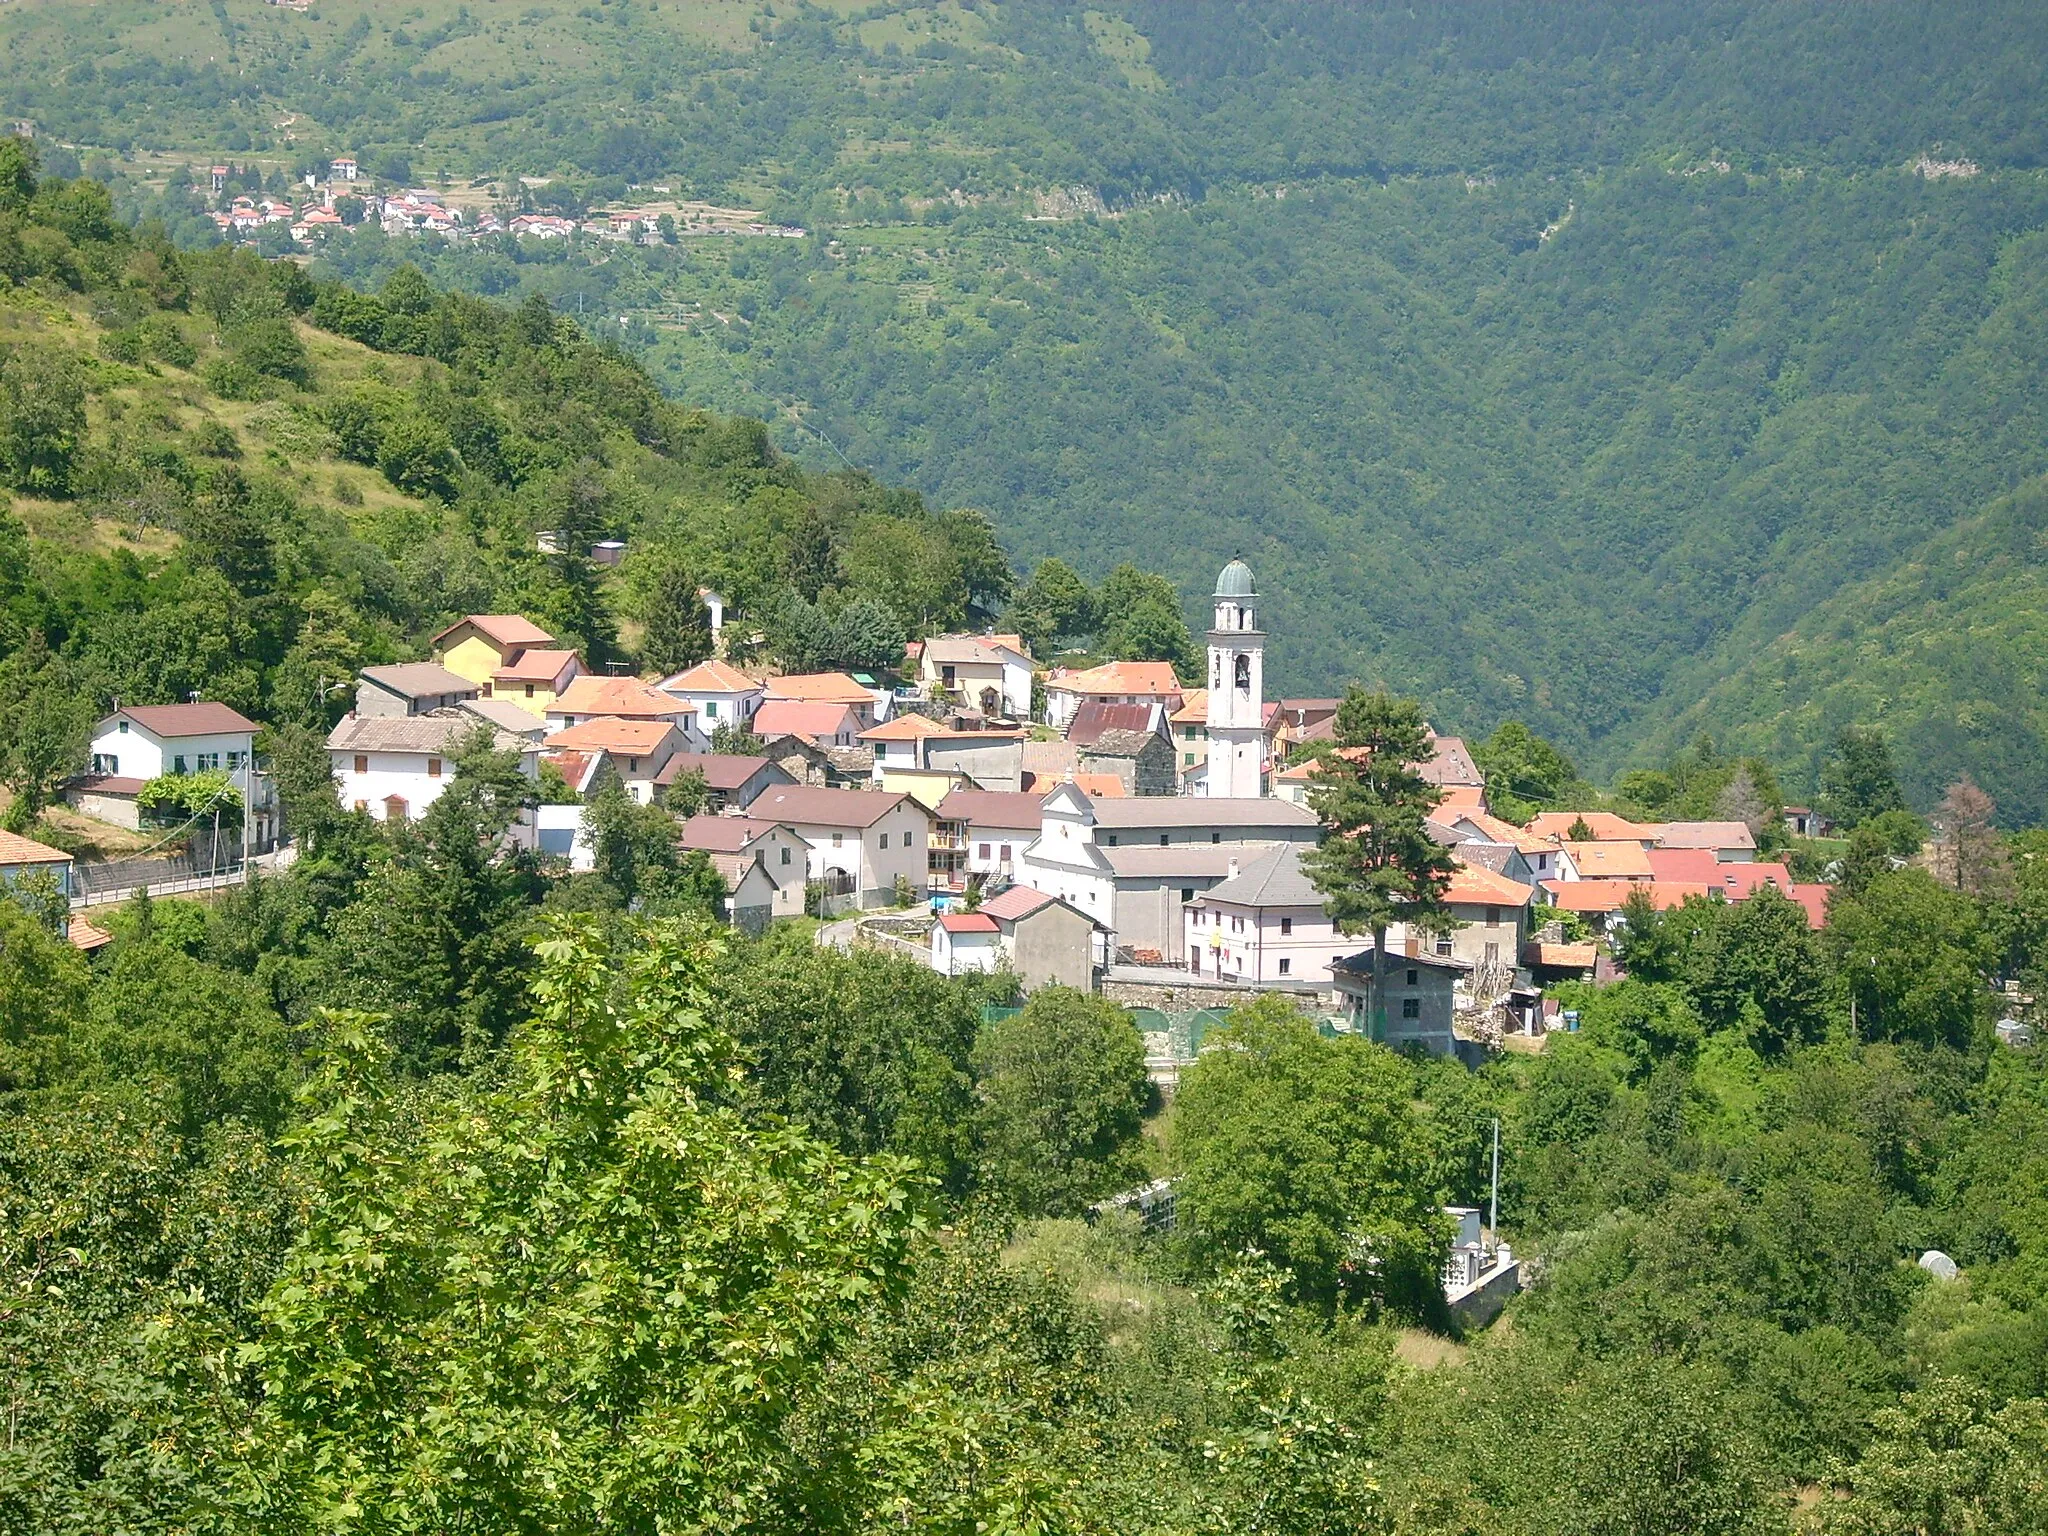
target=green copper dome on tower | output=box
[1214,556,1256,599]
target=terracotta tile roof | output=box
[109,702,260,737]
[1444,859,1536,906]
[1046,661,1183,697]
[1021,740,1081,776]
[544,718,679,756]
[67,914,115,951]
[753,700,861,743]
[937,911,1000,934]
[548,676,685,718]
[1526,941,1597,969]
[1787,883,1831,927]
[750,786,919,829]
[1527,810,1657,843]
[456,698,551,736]
[659,659,759,694]
[764,671,873,704]
[1564,841,1657,879]
[1549,879,1712,914]
[1169,689,1208,725]
[0,830,72,865]
[1070,772,1127,798]
[861,713,953,742]
[978,884,1061,922]
[430,614,555,649]
[922,634,1030,665]
[492,648,582,685]
[1438,807,1557,854]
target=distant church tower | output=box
[1206,556,1266,798]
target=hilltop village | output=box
[23,555,1837,1069]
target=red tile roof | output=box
[764,671,873,704]
[68,915,115,951]
[1067,700,1161,746]
[678,814,791,852]
[549,676,688,719]
[754,699,861,744]
[1564,840,1657,880]
[492,648,582,685]
[544,719,679,755]
[1549,879,1712,914]
[430,614,556,649]
[660,659,759,694]
[0,830,72,865]
[1046,661,1183,697]
[937,911,1000,934]
[1444,859,1536,906]
[978,884,1060,921]
[1527,811,1657,843]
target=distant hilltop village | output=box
[37,556,1828,1068]
[195,156,804,250]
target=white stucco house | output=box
[83,702,275,844]
[656,658,765,733]
[745,785,934,908]
[1183,842,1354,990]
[327,708,538,822]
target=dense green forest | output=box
[5,0,2046,807]
[6,116,2048,1533]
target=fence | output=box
[71,850,249,907]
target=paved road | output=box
[816,915,861,952]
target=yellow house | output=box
[489,647,583,718]
[429,615,564,701]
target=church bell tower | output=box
[1206,557,1266,798]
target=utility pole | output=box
[1489,1115,1500,1240]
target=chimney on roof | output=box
[1227,857,1239,880]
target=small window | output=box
[525,684,535,698]
[1184,752,1195,765]
[1158,834,1169,846]
[832,832,844,847]
[354,754,369,773]
[1487,905,1502,925]
[704,700,718,718]
[1181,887,1195,902]
[173,755,188,774]
[1278,958,1291,975]
[427,757,442,778]
[780,847,791,865]
[1434,935,1453,957]
[879,832,889,849]
[978,843,991,859]
[1211,832,1222,844]
[1106,833,1119,846]
[1402,997,1421,1020]
[118,719,129,734]
[1407,968,1419,985]
[1280,917,1292,936]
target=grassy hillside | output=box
[7,0,2048,805]
[0,169,1042,745]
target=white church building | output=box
[1194,556,1270,798]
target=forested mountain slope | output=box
[6,0,2048,804]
